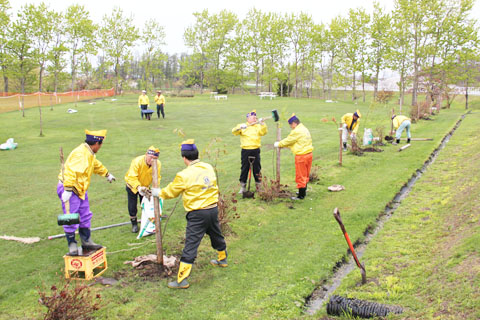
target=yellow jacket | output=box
[341,113,360,134]
[393,115,410,130]
[154,94,165,105]
[159,160,218,212]
[138,95,149,105]
[278,123,314,155]
[58,143,109,200]
[232,123,267,149]
[125,155,161,194]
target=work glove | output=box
[151,187,160,198]
[240,124,247,130]
[106,173,116,183]
[138,186,148,196]
[62,190,72,203]
[274,142,280,148]
[259,117,265,124]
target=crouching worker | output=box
[124,146,161,233]
[340,110,361,151]
[274,114,313,200]
[391,114,411,145]
[152,139,228,289]
[57,130,116,255]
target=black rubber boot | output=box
[291,188,306,200]
[66,232,78,256]
[79,228,103,251]
[407,138,411,143]
[131,217,139,233]
[343,142,347,151]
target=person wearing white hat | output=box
[138,90,149,119]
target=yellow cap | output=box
[85,129,107,142]
[147,145,160,156]
[181,139,197,151]
[355,109,362,118]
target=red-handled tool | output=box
[333,207,367,284]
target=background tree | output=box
[99,7,138,95]
[64,4,97,91]
[0,0,11,93]
[140,19,165,91]
[47,10,68,94]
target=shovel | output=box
[242,156,256,199]
[333,208,367,284]
[57,147,80,226]
[235,109,280,131]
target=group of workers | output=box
[138,90,166,120]
[57,106,412,289]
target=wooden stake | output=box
[151,160,164,265]
[390,107,395,136]
[398,144,411,152]
[338,127,343,166]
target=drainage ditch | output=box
[305,111,471,315]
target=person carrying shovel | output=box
[57,130,116,256]
[391,114,411,145]
[340,110,361,151]
[124,146,161,233]
[151,139,228,289]
[274,114,313,200]
[232,109,267,193]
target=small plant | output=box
[376,90,394,106]
[217,191,239,235]
[257,176,293,202]
[374,126,385,145]
[38,281,101,320]
[309,165,321,183]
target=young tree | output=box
[64,4,97,91]
[0,0,11,93]
[325,16,348,100]
[99,7,138,95]
[48,10,68,94]
[140,19,165,91]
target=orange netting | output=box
[0,88,115,113]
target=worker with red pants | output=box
[57,130,116,255]
[274,114,313,200]
[152,139,227,289]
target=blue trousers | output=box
[396,120,411,140]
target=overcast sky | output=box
[8,0,480,55]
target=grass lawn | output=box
[329,110,480,319]
[0,93,475,319]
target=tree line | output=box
[0,0,479,109]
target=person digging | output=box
[57,130,116,256]
[274,114,313,200]
[232,109,267,194]
[151,139,228,289]
[340,110,361,151]
[391,114,412,145]
[124,146,161,233]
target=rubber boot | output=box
[131,217,139,233]
[79,228,103,251]
[343,142,347,151]
[238,182,246,194]
[168,262,192,289]
[407,138,411,144]
[210,250,228,267]
[66,232,78,256]
[392,139,400,145]
[291,188,306,200]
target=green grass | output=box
[0,93,474,319]
[328,111,480,319]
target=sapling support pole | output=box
[390,107,395,136]
[333,208,367,284]
[152,160,164,266]
[276,122,281,183]
[338,127,343,166]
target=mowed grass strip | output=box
[0,94,470,319]
[329,111,480,320]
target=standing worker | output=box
[340,110,361,151]
[152,139,228,289]
[138,90,149,119]
[274,114,313,200]
[124,146,161,233]
[391,114,411,145]
[57,130,116,256]
[232,110,267,193]
[154,90,166,119]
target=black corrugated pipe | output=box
[326,295,403,318]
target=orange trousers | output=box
[295,152,313,188]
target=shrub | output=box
[217,192,239,235]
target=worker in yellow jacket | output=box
[274,114,313,200]
[341,110,361,151]
[154,90,166,119]
[152,139,227,289]
[57,130,116,256]
[391,114,411,145]
[138,90,149,119]
[232,110,267,193]
[124,146,161,233]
